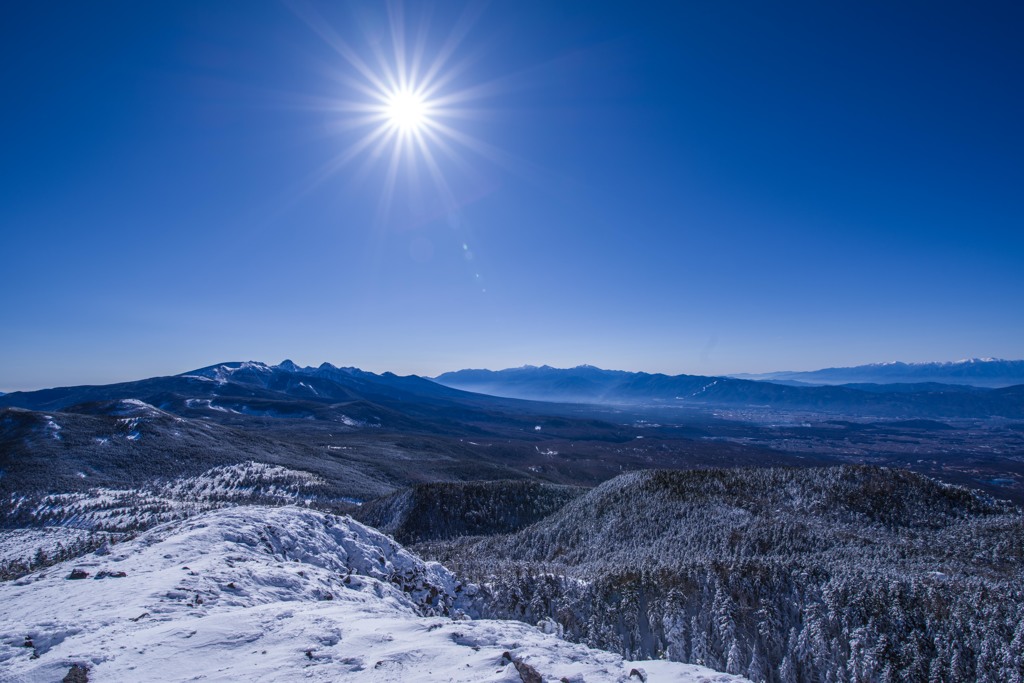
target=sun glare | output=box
[289,1,513,225]
[385,89,428,132]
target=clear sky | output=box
[2,1,1023,391]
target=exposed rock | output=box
[62,664,89,683]
[95,570,126,579]
[512,656,543,683]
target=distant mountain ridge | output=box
[5,358,1024,424]
[433,364,1024,417]
[733,358,1024,388]
[0,360,481,416]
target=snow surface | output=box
[0,506,747,682]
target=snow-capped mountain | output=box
[0,505,744,682]
[733,358,1024,388]
[0,360,477,415]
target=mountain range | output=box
[1,360,478,415]
[5,359,1023,421]
[732,358,1024,388]
[4,360,818,505]
[434,364,1024,417]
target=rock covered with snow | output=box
[0,505,747,682]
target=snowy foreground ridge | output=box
[0,506,746,682]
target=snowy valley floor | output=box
[0,506,745,682]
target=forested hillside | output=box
[422,466,1024,682]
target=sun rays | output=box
[285,0,499,224]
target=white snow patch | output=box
[112,399,165,417]
[43,418,62,440]
[185,399,238,414]
[690,380,718,397]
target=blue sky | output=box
[2,1,1023,391]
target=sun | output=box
[288,1,510,223]
[385,88,429,133]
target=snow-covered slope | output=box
[0,506,745,682]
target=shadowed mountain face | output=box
[434,364,1024,418]
[354,480,585,545]
[734,358,1024,388]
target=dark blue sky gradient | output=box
[2,1,1022,390]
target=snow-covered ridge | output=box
[184,360,364,383]
[867,357,1006,367]
[0,506,746,682]
[0,463,331,577]
[108,399,168,418]
[5,462,326,531]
